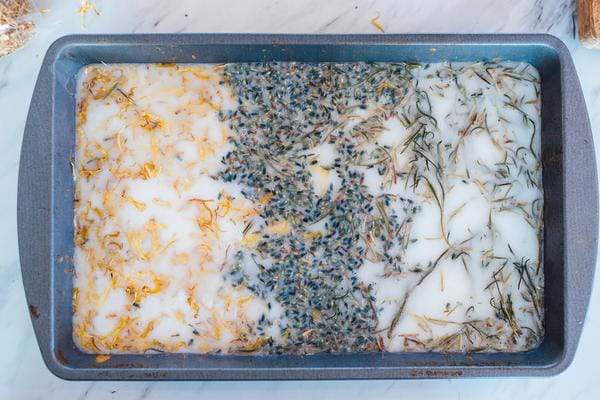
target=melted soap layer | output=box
[74,62,543,354]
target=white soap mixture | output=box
[74,62,542,354]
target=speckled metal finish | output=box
[17,34,598,380]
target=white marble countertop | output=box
[1,0,599,398]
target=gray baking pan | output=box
[17,34,598,380]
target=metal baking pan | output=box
[17,33,598,380]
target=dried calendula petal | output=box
[139,161,160,179]
[94,354,111,363]
[139,111,163,131]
